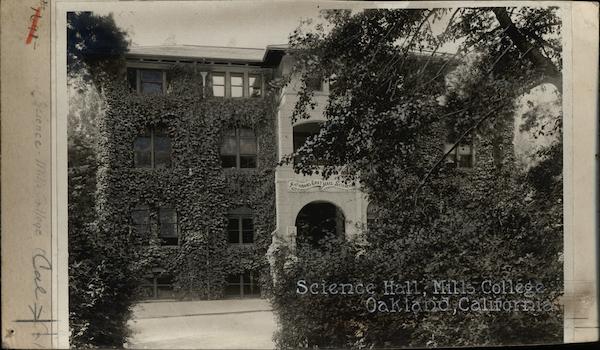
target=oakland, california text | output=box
[295,279,558,313]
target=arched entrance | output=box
[295,201,345,247]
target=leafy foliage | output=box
[67,11,129,81]
[271,7,563,348]
[69,57,279,346]
[67,12,134,348]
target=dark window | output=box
[293,123,322,153]
[139,69,164,95]
[133,131,152,167]
[227,207,253,244]
[293,122,323,166]
[212,72,225,97]
[127,68,137,91]
[220,128,257,169]
[225,272,260,297]
[444,142,474,169]
[306,76,323,91]
[139,273,175,299]
[230,73,244,98]
[155,275,176,298]
[131,206,179,246]
[131,206,151,235]
[159,208,178,245]
[134,127,172,168]
[249,74,262,97]
[366,202,378,230]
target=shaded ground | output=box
[126,298,276,349]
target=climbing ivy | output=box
[96,64,277,299]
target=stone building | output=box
[97,44,491,299]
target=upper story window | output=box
[306,76,323,92]
[366,202,378,230]
[158,208,179,246]
[220,128,257,169]
[131,206,151,235]
[293,122,322,153]
[249,74,262,97]
[140,70,164,94]
[292,122,325,166]
[127,68,165,94]
[130,205,179,246]
[210,72,263,98]
[212,73,226,97]
[134,126,172,168]
[227,207,253,244]
[230,73,244,98]
[444,142,474,169]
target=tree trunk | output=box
[492,7,562,94]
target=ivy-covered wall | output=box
[96,64,277,299]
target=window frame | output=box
[444,141,475,169]
[158,207,179,246]
[220,128,258,169]
[131,205,151,237]
[211,72,226,97]
[305,75,324,92]
[248,73,262,98]
[130,205,180,246]
[366,202,378,230]
[225,272,260,297]
[210,71,264,98]
[134,127,172,169]
[227,206,254,245]
[230,72,245,98]
[136,69,166,95]
[292,122,324,166]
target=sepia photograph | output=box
[63,1,570,348]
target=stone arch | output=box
[294,200,345,247]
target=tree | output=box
[271,7,563,348]
[67,11,129,84]
[67,12,134,348]
[286,7,561,188]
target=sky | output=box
[82,1,454,49]
[91,1,357,48]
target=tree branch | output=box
[413,97,511,206]
[491,7,562,93]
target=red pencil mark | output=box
[26,6,42,45]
